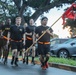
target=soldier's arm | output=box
[46,27,53,38]
[7,32,10,44]
[0,30,3,36]
[26,32,32,35]
[23,33,26,45]
[46,30,53,38]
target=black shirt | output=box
[10,25,25,41]
[35,25,53,42]
[26,25,36,38]
[1,24,10,37]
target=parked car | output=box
[50,38,68,47]
[50,38,76,58]
[50,38,69,48]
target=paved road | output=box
[0,60,76,75]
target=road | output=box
[0,60,76,75]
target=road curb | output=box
[33,60,76,72]
[48,63,76,72]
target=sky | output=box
[35,4,71,38]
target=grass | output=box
[28,56,76,67]
[9,52,76,67]
[48,57,76,66]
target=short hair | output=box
[41,17,48,21]
[16,16,21,20]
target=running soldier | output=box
[9,17,25,66]
[0,18,11,64]
[35,17,53,69]
[23,19,36,65]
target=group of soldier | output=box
[0,16,53,70]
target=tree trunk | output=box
[31,9,43,22]
[31,2,62,21]
[13,0,27,24]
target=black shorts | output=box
[25,40,33,49]
[38,43,50,56]
[0,39,7,47]
[11,41,23,51]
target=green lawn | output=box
[48,57,76,66]
[30,56,76,67]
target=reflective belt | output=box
[3,36,22,42]
[3,36,9,40]
[26,36,32,40]
[38,41,50,44]
[11,39,22,42]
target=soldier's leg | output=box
[25,41,29,64]
[0,47,2,59]
[31,46,35,65]
[38,44,46,69]
[13,49,18,66]
[3,44,9,64]
[26,51,29,64]
[39,55,45,67]
[0,47,2,62]
[14,42,23,66]
[11,41,18,66]
[44,44,50,68]
[37,44,45,66]
[25,40,32,64]
[22,48,25,63]
[3,50,9,64]
[11,49,17,65]
[44,54,50,68]
[45,54,50,63]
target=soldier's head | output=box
[41,17,48,26]
[1,21,5,25]
[29,18,34,26]
[24,23,28,29]
[15,17,21,25]
[6,18,11,25]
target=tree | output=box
[0,0,75,24]
[0,0,18,22]
[63,19,76,37]
[63,19,76,27]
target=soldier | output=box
[23,23,28,29]
[35,17,53,69]
[9,17,25,66]
[0,22,3,62]
[23,19,36,65]
[0,18,11,64]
